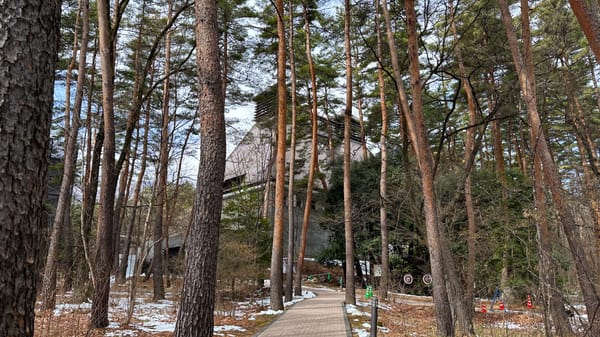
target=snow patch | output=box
[214,325,247,332]
[105,330,136,336]
[254,309,284,316]
[346,304,370,317]
[53,302,92,316]
[353,328,370,337]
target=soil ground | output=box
[35,279,549,337]
[35,263,549,337]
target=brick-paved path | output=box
[255,288,352,337]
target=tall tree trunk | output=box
[448,1,476,334]
[499,1,600,333]
[285,0,297,303]
[61,188,75,292]
[112,153,130,271]
[116,122,146,284]
[383,0,454,334]
[260,151,274,219]
[294,0,319,298]
[152,0,173,300]
[575,133,600,277]
[563,71,600,278]
[73,111,101,303]
[72,46,99,301]
[485,68,513,294]
[126,181,155,325]
[162,1,174,289]
[174,0,226,332]
[343,0,356,306]
[569,0,600,65]
[268,0,287,311]
[40,0,89,309]
[324,110,336,161]
[352,47,369,160]
[0,0,59,335]
[58,0,81,294]
[532,154,572,337]
[91,0,118,327]
[375,0,390,299]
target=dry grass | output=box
[349,290,547,337]
[34,278,278,337]
[35,278,550,337]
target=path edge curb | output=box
[342,302,353,337]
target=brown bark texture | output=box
[448,1,476,334]
[0,0,60,334]
[403,0,455,334]
[174,0,226,333]
[533,155,573,337]
[91,0,117,327]
[294,0,319,298]
[40,0,89,310]
[499,0,600,333]
[569,0,600,65]
[116,125,144,284]
[285,0,297,302]
[375,0,390,299]
[343,0,356,306]
[268,0,287,311]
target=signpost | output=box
[371,296,378,337]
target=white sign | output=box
[373,264,382,277]
[422,274,432,285]
[403,273,414,285]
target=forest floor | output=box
[34,276,563,337]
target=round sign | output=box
[422,274,432,285]
[403,273,414,285]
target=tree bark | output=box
[294,0,319,298]
[152,0,174,300]
[532,154,573,337]
[61,189,75,292]
[112,154,130,272]
[382,0,454,333]
[91,0,117,327]
[285,0,297,302]
[0,0,59,334]
[162,0,174,290]
[116,123,145,284]
[174,0,226,333]
[40,0,89,310]
[343,0,356,306]
[58,0,82,294]
[375,0,390,299]
[73,109,101,303]
[485,68,513,294]
[562,70,600,281]
[268,0,287,311]
[448,2,476,334]
[499,0,600,333]
[569,0,600,65]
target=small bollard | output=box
[365,285,373,299]
[371,296,378,337]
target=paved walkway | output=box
[255,288,352,337]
